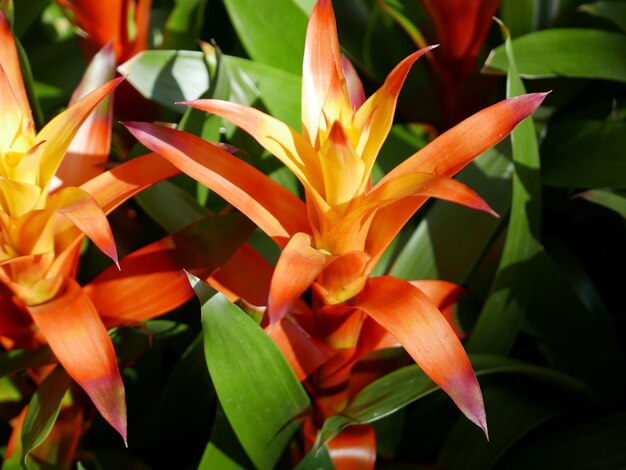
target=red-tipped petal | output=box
[37,77,123,192]
[410,280,465,338]
[268,232,330,323]
[327,424,377,470]
[49,186,118,266]
[26,279,127,443]
[124,121,309,246]
[266,316,336,381]
[353,276,487,435]
[301,0,351,146]
[56,43,116,188]
[79,152,179,215]
[341,55,366,111]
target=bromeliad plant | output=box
[126,0,546,464]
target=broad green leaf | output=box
[198,405,254,470]
[541,120,626,189]
[577,189,626,217]
[294,445,334,470]
[318,355,595,447]
[190,275,310,470]
[0,347,55,377]
[496,413,626,469]
[389,146,512,282]
[118,50,211,112]
[21,366,71,468]
[222,0,308,74]
[500,0,536,37]
[161,0,208,50]
[485,29,626,82]
[468,22,543,355]
[580,1,626,32]
[437,385,562,470]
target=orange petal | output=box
[0,12,33,133]
[266,316,336,381]
[410,280,465,339]
[36,76,123,193]
[124,122,310,246]
[181,99,325,198]
[341,55,366,111]
[327,424,377,470]
[79,152,179,215]
[352,276,487,435]
[268,232,331,323]
[48,186,118,266]
[26,279,127,443]
[301,0,351,146]
[55,43,116,188]
[354,46,436,184]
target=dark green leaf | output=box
[294,445,334,470]
[576,189,626,217]
[468,22,543,355]
[542,120,626,189]
[21,366,71,468]
[222,0,308,74]
[500,0,536,37]
[485,29,626,82]
[190,275,310,470]
[580,1,626,32]
[0,347,55,377]
[161,0,208,50]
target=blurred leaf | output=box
[294,445,334,470]
[161,0,208,50]
[496,413,626,469]
[190,276,310,470]
[0,347,55,377]
[580,1,626,32]
[21,366,71,468]
[542,120,626,189]
[576,189,626,217]
[468,22,543,354]
[378,0,428,49]
[222,0,307,74]
[12,0,48,37]
[437,385,562,470]
[318,355,596,447]
[198,405,255,470]
[500,0,536,37]
[485,29,626,82]
[389,146,512,282]
[118,50,211,111]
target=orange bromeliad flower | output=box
[125,0,546,464]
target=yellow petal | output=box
[0,179,41,217]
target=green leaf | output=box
[388,146,512,282]
[580,1,626,32]
[0,347,55,377]
[496,413,626,469]
[118,50,211,111]
[294,445,334,470]
[468,21,543,355]
[161,0,208,50]
[318,355,596,448]
[576,189,626,217]
[484,29,626,82]
[437,385,562,470]
[541,120,626,189]
[21,366,71,468]
[500,0,536,37]
[222,0,308,74]
[190,275,310,470]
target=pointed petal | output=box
[341,55,366,111]
[327,424,377,470]
[124,122,309,246]
[56,43,116,188]
[0,64,32,151]
[354,46,436,183]
[79,152,179,215]
[182,99,325,197]
[36,77,123,193]
[382,93,548,182]
[301,0,351,146]
[0,12,33,131]
[268,232,330,323]
[353,276,487,435]
[410,280,465,338]
[48,186,118,266]
[266,317,336,381]
[26,279,127,443]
